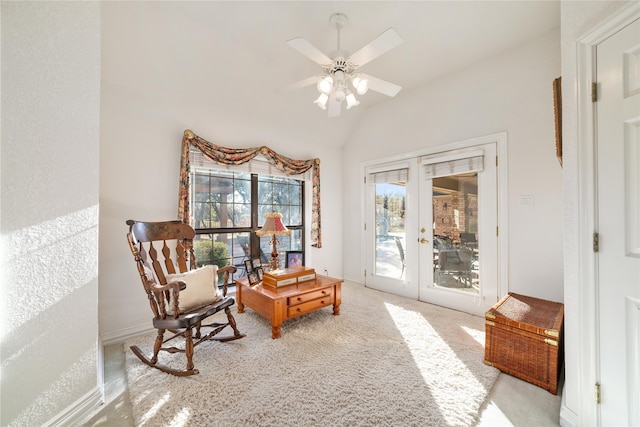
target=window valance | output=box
[190,147,313,181]
[367,168,409,184]
[178,130,322,248]
[421,150,484,179]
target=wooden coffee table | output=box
[235,274,342,339]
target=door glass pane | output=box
[433,172,479,294]
[374,182,406,278]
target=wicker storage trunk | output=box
[484,293,564,394]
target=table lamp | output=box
[256,212,291,271]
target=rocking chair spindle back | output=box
[126,219,245,376]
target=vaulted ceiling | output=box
[102,1,560,147]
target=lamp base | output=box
[268,257,281,271]
[269,235,281,271]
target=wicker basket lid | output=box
[486,292,564,337]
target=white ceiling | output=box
[103,1,560,147]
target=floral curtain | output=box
[178,130,322,248]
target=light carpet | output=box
[125,282,499,427]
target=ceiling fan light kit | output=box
[351,76,369,96]
[286,13,403,117]
[316,75,333,94]
[314,93,329,110]
[345,91,359,110]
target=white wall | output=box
[343,29,563,303]
[0,2,102,425]
[559,1,634,425]
[99,3,344,341]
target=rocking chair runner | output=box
[126,219,245,376]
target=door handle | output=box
[419,238,429,244]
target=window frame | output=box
[190,166,305,282]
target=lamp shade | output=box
[346,91,359,109]
[314,93,329,110]
[316,76,333,94]
[256,212,291,236]
[352,76,369,95]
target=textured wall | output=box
[1,2,101,425]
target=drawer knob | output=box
[296,308,301,312]
[297,297,302,301]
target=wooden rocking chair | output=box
[126,219,245,376]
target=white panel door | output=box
[596,18,640,427]
[417,142,498,316]
[364,161,418,299]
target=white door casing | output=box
[362,133,508,316]
[596,17,640,427]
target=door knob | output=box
[419,238,429,244]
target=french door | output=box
[417,143,498,315]
[364,161,416,299]
[364,138,502,316]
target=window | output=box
[191,166,304,282]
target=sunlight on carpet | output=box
[140,391,171,426]
[385,302,489,426]
[462,325,485,346]
[125,282,499,426]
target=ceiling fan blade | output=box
[287,37,332,65]
[327,96,342,118]
[358,73,402,97]
[278,75,319,93]
[349,28,403,68]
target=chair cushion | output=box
[166,265,221,313]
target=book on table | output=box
[263,266,316,288]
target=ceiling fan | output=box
[285,13,403,117]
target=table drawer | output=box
[287,294,333,317]
[288,287,332,306]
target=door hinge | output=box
[496,156,498,167]
[592,82,597,102]
[364,176,366,184]
[364,223,366,231]
[595,383,601,404]
[496,226,499,237]
[593,232,599,252]
[364,269,367,278]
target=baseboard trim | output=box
[559,400,578,427]
[43,387,103,427]
[101,323,154,346]
[343,276,363,285]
